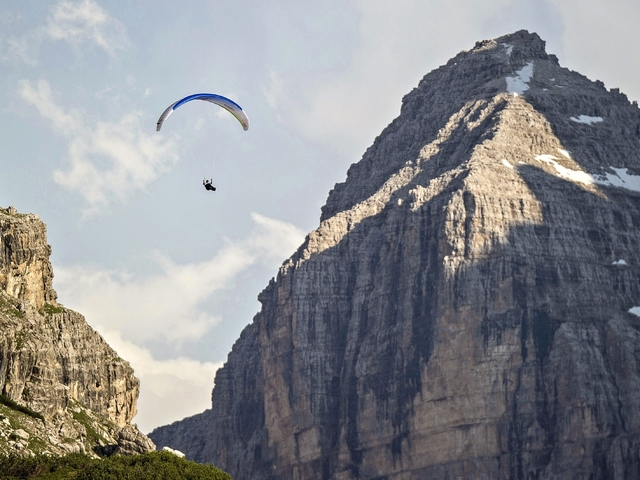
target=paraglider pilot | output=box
[203,179,216,191]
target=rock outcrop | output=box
[149,409,213,463]
[0,206,57,310]
[0,206,154,457]
[153,30,640,479]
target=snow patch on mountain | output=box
[534,155,595,185]
[506,62,533,95]
[533,154,640,193]
[596,167,640,192]
[502,159,514,169]
[570,115,604,125]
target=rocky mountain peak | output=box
[320,29,638,227]
[152,31,640,479]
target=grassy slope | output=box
[0,451,233,479]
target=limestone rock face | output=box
[149,409,213,463]
[0,207,154,456]
[158,30,640,479]
[0,209,57,309]
[114,424,157,456]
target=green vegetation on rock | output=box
[69,406,110,447]
[0,296,24,319]
[0,451,233,479]
[15,330,29,349]
[0,395,44,422]
[40,304,65,315]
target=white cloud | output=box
[18,79,178,214]
[53,213,305,343]
[263,0,510,158]
[246,212,307,259]
[549,0,640,102]
[0,31,43,66]
[263,69,284,112]
[0,10,39,65]
[1,0,128,66]
[52,212,305,432]
[98,330,221,434]
[46,0,130,56]
[54,244,248,343]
[259,0,637,162]
[0,11,21,24]
[18,79,83,132]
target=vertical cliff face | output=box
[0,207,57,310]
[155,30,640,479]
[0,207,153,456]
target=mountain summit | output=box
[151,30,640,479]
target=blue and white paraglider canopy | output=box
[156,93,249,132]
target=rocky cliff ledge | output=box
[0,206,154,457]
[153,30,640,479]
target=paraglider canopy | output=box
[156,93,249,132]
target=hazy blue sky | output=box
[2,0,638,433]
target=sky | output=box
[1,0,639,434]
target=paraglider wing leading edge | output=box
[156,93,249,131]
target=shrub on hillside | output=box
[0,451,232,479]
